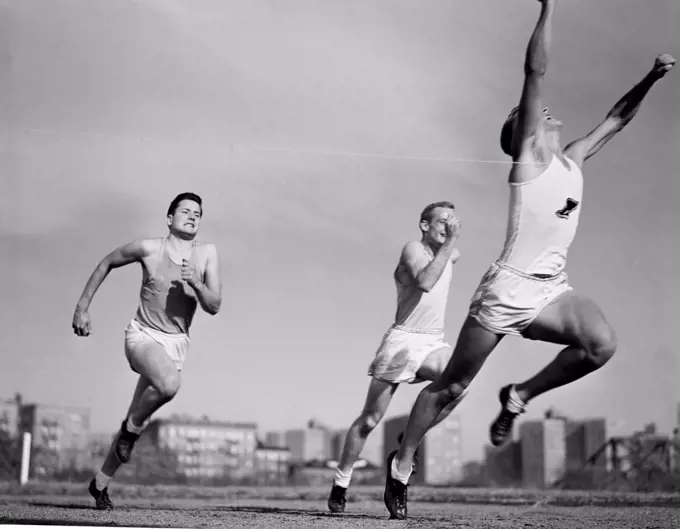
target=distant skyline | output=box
[2,0,679,463]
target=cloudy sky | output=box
[1,0,678,463]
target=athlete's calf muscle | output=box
[524,291,617,363]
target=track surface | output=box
[2,494,680,528]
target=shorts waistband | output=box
[391,324,444,335]
[493,260,564,282]
[130,319,189,340]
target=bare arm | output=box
[512,0,556,161]
[185,244,222,315]
[75,239,154,313]
[565,53,676,167]
[401,219,461,293]
[72,239,156,337]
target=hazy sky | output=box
[1,0,679,463]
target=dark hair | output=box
[167,192,203,217]
[500,106,520,156]
[420,201,455,224]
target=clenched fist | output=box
[445,216,462,241]
[181,259,201,288]
[72,309,92,337]
[652,53,676,79]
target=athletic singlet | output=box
[135,238,199,335]
[393,251,453,331]
[497,154,583,276]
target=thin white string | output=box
[7,127,547,167]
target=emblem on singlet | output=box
[555,198,579,219]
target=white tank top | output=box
[393,252,453,332]
[497,154,583,276]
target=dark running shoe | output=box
[490,384,525,446]
[383,451,408,520]
[115,419,140,464]
[327,483,347,513]
[88,478,114,511]
[397,432,419,474]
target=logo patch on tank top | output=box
[555,198,579,219]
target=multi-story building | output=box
[254,442,292,485]
[361,427,383,467]
[383,413,463,486]
[265,431,286,449]
[0,398,21,440]
[147,416,258,481]
[520,418,566,489]
[284,419,332,463]
[565,418,607,472]
[383,415,408,471]
[0,397,22,480]
[327,426,383,467]
[19,403,91,475]
[484,441,522,487]
[330,430,344,462]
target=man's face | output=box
[422,207,455,245]
[168,199,202,236]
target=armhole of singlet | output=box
[509,153,556,187]
[191,240,204,275]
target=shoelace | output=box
[497,411,516,431]
[100,489,113,507]
[395,481,408,507]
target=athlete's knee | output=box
[433,379,470,406]
[582,322,617,367]
[156,372,181,400]
[356,411,383,435]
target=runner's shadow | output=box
[2,520,160,527]
[28,502,93,510]
[20,501,387,522]
[214,505,378,519]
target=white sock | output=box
[95,471,111,491]
[333,466,353,489]
[390,456,412,486]
[126,416,144,435]
[506,385,526,414]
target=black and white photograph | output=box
[0,0,678,527]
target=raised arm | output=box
[511,0,557,161]
[401,219,460,293]
[72,239,155,336]
[565,53,676,168]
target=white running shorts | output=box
[469,261,572,336]
[124,319,190,372]
[368,324,451,384]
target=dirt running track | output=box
[1,494,679,528]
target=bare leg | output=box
[394,317,503,476]
[489,291,617,446]
[516,291,617,402]
[328,377,397,513]
[99,376,151,478]
[336,378,398,475]
[126,341,181,425]
[93,341,181,492]
[416,346,460,429]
